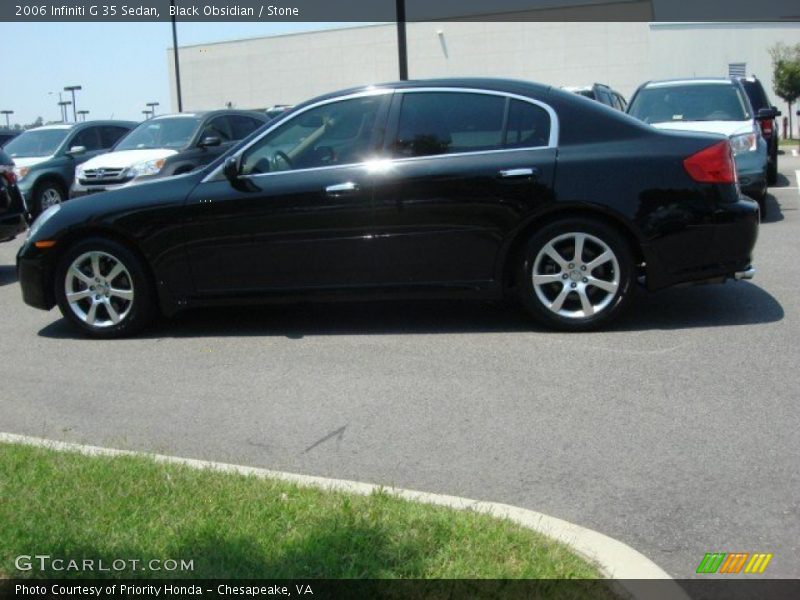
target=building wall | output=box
[168,21,800,122]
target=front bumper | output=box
[17,240,55,310]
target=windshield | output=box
[4,129,69,158]
[628,84,751,124]
[115,117,201,151]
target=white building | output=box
[167,21,800,129]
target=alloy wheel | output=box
[40,187,63,210]
[64,251,134,328]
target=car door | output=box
[62,126,108,184]
[369,89,557,287]
[182,92,391,294]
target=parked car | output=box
[4,121,136,218]
[0,129,20,147]
[563,84,627,111]
[737,75,781,185]
[70,110,269,198]
[627,78,769,216]
[0,148,27,242]
[18,78,758,338]
[265,105,293,120]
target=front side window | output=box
[241,95,385,175]
[100,126,131,148]
[116,117,201,151]
[200,116,232,142]
[69,127,102,151]
[392,92,551,158]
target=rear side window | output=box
[740,81,769,112]
[392,92,551,158]
[100,126,131,148]
[229,116,264,140]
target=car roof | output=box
[26,120,138,132]
[150,110,268,121]
[643,78,737,88]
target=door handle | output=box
[325,182,359,195]
[498,167,539,179]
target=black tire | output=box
[516,218,634,331]
[767,146,778,186]
[54,237,156,339]
[32,179,67,219]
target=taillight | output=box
[683,140,737,185]
[759,119,773,136]
[0,167,15,186]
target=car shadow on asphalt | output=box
[0,264,17,287]
[38,281,783,340]
[762,193,785,224]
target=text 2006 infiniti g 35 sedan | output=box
[17,78,758,338]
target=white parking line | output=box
[796,170,800,196]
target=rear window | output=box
[628,83,751,124]
[740,80,769,112]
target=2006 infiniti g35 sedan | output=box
[17,78,759,338]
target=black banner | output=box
[3,0,800,23]
[3,580,800,600]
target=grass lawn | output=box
[778,138,799,147]
[0,443,605,581]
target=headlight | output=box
[128,158,166,178]
[730,133,757,155]
[28,204,61,239]
[75,164,85,179]
[13,166,29,181]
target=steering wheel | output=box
[273,150,293,170]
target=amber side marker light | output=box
[34,240,57,249]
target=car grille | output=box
[80,168,129,185]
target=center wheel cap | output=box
[569,270,582,282]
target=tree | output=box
[770,43,800,139]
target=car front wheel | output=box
[517,219,634,331]
[54,238,156,338]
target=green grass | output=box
[778,138,798,147]
[0,443,604,581]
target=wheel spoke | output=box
[109,287,133,301]
[543,244,569,271]
[67,289,93,303]
[106,262,124,283]
[70,266,93,286]
[573,233,586,264]
[533,273,564,285]
[577,287,594,316]
[90,253,102,278]
[586,250,613,272]
[587,276,618,294]
[549,284,571,312]
[104,300,121,324]
[85,302,98,325]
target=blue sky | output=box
[0,22,366,127]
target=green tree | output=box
[770,43,800,139]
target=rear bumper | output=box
[0,212,26,241]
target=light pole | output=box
[170,0,183,111]
[146,102,160,117]
[58,101,72,123]
[0,110,13,128]
[142,109,153,120]
[396,0,408,80]
[77,110,90,121]
[64,85,82,122]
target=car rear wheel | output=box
[517,219,634,331]
[767,148,778,186]
[55,238,156,338]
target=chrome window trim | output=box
[202,86,559,184]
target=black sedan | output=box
[17,78,759,337]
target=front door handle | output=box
[498,167,539,179]
[325,182,359,195]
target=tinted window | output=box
[740,80,769,112]
[242,95,385,175]
[595,89,613,106]
[5,129,69,158]
[628,83,751,124]
[229,115,264,139]
[100,126,131,148]
[201,116,232,142]
[69,127,102,151]
[116,117,201,151]
[505,100,551,148]
[393,92,506,158]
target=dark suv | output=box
[737,76,781,184]
[0,148,27,242]
[563,84,627,111]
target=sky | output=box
[0,22,368,127]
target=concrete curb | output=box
[1,432,688,600]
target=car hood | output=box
[81,148,179,169]
[651,120,753,138]
[11,155,53,168]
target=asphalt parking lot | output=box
[1,152,798,579]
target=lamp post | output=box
[58,101,72,123]
[396,0,408,80]
[146,102,160,117]
[77,110,90,121]
[142,109,153,120]
[64,85,82,122]
[170,0,183,111]
[0,110,13,128]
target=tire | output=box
[32,179,67,219]
[767,145,778,186]
[54,237,156,338]
[516,218,634,331]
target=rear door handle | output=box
[498,167,539,179]
[325,182,359,195]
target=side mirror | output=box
[757,107,779,120]
[67,145,87,156]
[199,136,222,148]
[222,155,241,183]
